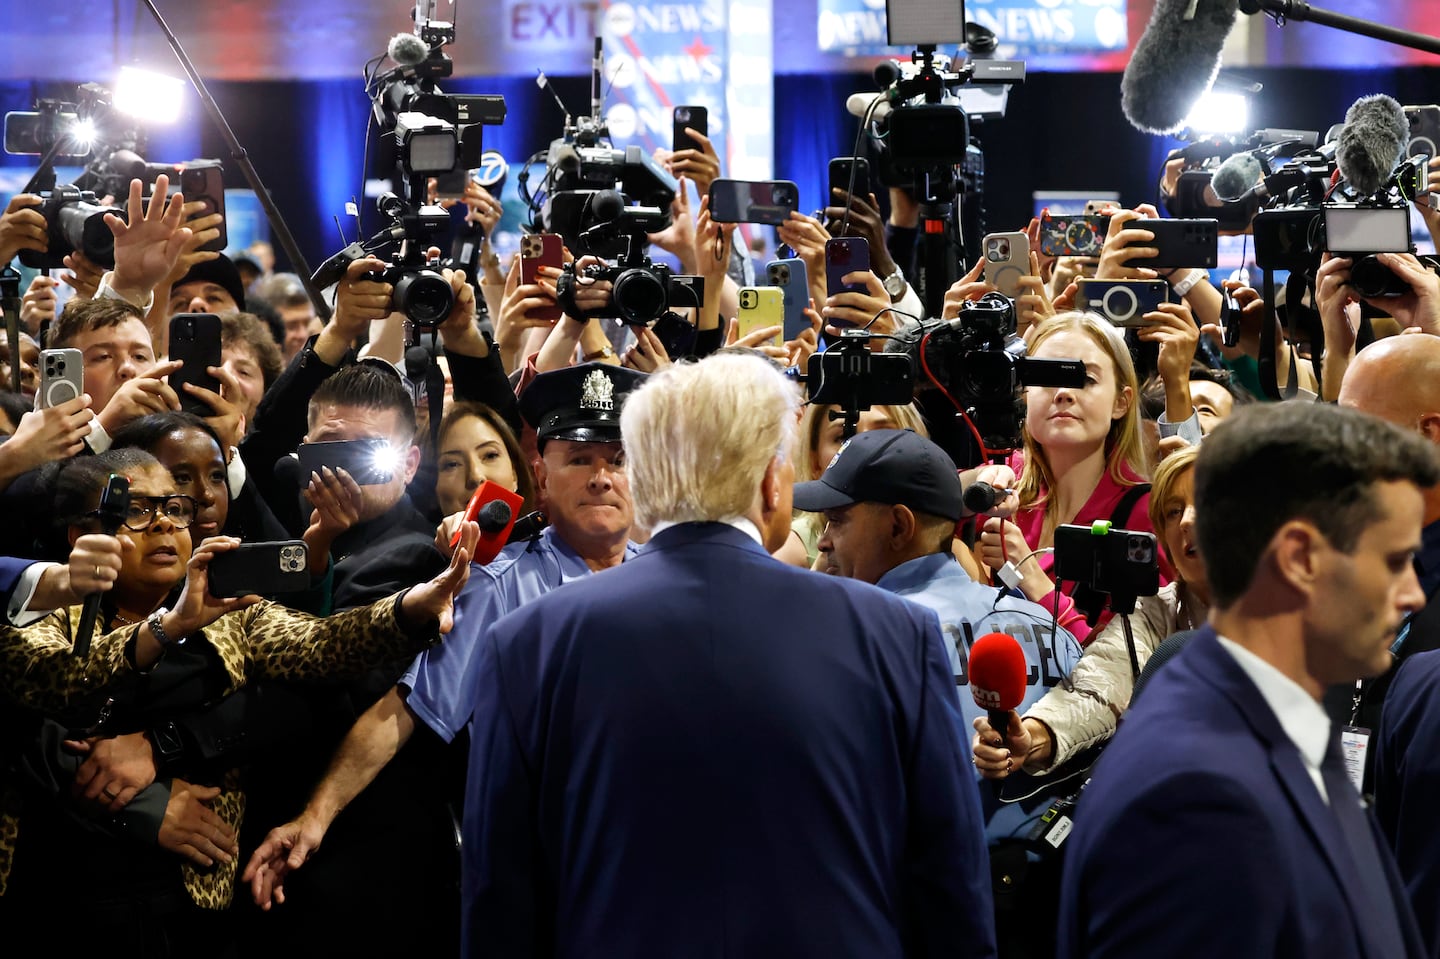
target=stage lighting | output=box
[114,66,185,124]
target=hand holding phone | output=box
[673,106,709,153]
[297,439,401,487]
[983,232,1030,298]
[735,287,784,347]
[208,541,310,598]
[39,348,83,410]
[168,313,224,414]
[519,234,564,321]
[825,237,871,300]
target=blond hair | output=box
[797,402,929,482]
[1147,445,1198,536]
[622,353,800,530]
[1016,312,1148,509]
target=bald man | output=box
[1331,333,1440,784]
[1348,334,1440,959]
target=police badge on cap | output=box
[519,362,648,446]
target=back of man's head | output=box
[308,362,418,441]
[1195,400,1440,608]
[47,298,145,350]
[621,353,798,530]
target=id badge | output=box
[1340,725,1371,793]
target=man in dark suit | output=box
[461,352,996,958]
[1333,335,1440,790]
[1058,401,1434,959]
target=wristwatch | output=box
[881,265,907,299]
[146,606,174,647]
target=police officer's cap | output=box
[520,362,647,446]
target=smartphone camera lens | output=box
[740,290,755,309]
[676,108,691,123]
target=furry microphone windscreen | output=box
[1336,94,1410,196]
[1211,151,1264,202]
[1121,0,1242,135]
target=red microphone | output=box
[968,632,1029,737]
[452,480,524,564]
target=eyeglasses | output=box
[89,494,198,531]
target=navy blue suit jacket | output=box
[0,555,37,621]
[461,522,996,959]
[1059,627,1424,959]
[1376,648,1440,958]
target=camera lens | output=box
[394,270,456,327]
[612,268,668,325]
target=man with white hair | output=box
[460,352,997,958]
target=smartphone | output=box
[828,156,872,203]
[766,257,811,342]
[38,348,83,409]
[1127,218,1220,270]
[825,237,871,302]
[1084,199,1118,216]
[983,231,1030,298]
[736,287,785,347]
[1405,104,1440,165]
[433,167,473,202]
[1053,524,1160,601]
[1039,213,1111,257]
[1076,278,1171,328]
[708,179,800,225]
[208,541,310,598]
[296,438,399,487]
[651,310,698,358]
[519,233,564,322]
[672,105,708,153]
[168,313,223,415]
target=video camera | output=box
[896,294,1085,456]
[1164,128,1320,232]
[551,190,703,326]
[312,0,505,329]
[3,83,227,269]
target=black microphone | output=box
[1121,0,1241,135]
[963,481,1014,515]
[74,474,130,658]
[507,509,549,544]
[1336,94,1409,196]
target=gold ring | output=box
[95,565,103,580]
[102,787,118,799]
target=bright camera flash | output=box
[114,67,185,124]
[371,445,403,475]
[70,119,98,150]
[1184,91,1250,136]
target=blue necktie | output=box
[1320,726,1408,958]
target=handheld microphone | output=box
[962,481,1015,516]
[969,631,1029,737]
[74,474,130,658]
[387,32,429,67]
[452,480,524,564]
[1121,0,1242,135]
[1336,94,1409,196]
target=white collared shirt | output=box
[1217,635,1334,804]
[648,516,764,546]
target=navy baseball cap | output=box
[519,362,647,446]
[792,429,963,521]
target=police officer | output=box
[242,362,648,911]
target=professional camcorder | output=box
[896,294,1085,454]
[4,83,227,269]
[311,0,505,329]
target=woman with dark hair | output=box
[110,410,287,543]
[433,400,537,517]
[0,447,476,956]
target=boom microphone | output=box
[387,32,429,67]
[1336,94,1409,196]
[1121,0,1241,135]
[969,632,1029,736]
[1211,151,1265,202]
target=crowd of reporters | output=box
[0,96,1439,957]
